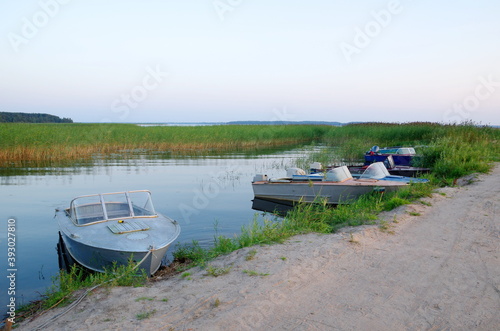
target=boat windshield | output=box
[70,190,157,225]
[359,162,390,180]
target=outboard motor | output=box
[383,155,395,169]
[253,174,268,182]
[370,145,380,154]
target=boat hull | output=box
[365,154,422,167]
[252,179,406,205]
[57,212,180,276]
[60,231,172,275]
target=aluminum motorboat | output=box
[56,190,180,275]
[252,165,408,205]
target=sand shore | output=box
[19,164,500,330]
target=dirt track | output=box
[19,165,500,330]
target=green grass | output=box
[242,269,270,277]
[136,309,156,320]
[205,265,232,277]
[135,296,155,302]
[180,272,192,279]
[383,197,411,211]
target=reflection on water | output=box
[0,145,317,308]
[251,198,296,216]
[56,232,76,273]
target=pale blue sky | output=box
[1,0,499,124]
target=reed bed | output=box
[0,123,328,166]
[2,122,498,180]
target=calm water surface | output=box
[0,147,314,308]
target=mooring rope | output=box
[31,250,153,330]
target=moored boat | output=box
[252,165,408,205]
[350,161,429,183]
[56,190,180,275]
[355,154,430,177]
[364,145,422,167]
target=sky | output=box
[1,0,499,124]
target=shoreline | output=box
[17,164,500,330]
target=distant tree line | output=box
[0,112,73,123]
[226,120,345,126]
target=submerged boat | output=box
[364,145,421,167]
[252,165,408,205]
[56,190,180,275]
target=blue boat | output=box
[365,146,421,167]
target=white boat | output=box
[56,190,180,275]
[351,161,429,183]
[252,165,408,205]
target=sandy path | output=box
[20,165,499,330]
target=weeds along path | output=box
[19,164,500,331]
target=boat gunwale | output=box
[252,178,407,186]
[58,212,181,253]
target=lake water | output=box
[0,146,314,309]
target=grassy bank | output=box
[8,122,500,323]
[0,123,328,166]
